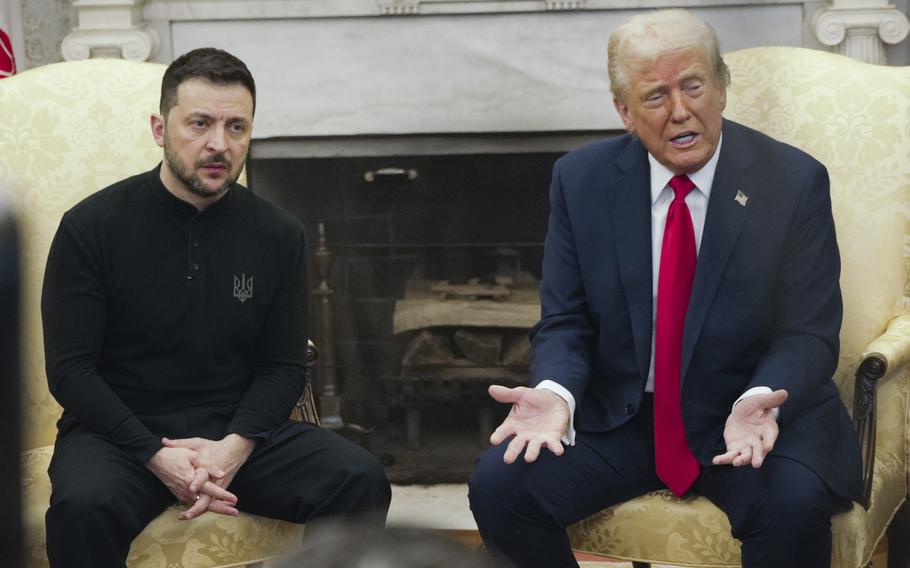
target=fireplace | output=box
[137,0,810,480]
[178,0,812,485]
[249,144,587,482]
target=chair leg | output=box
[889,500,910,568]
[406,406,421,449]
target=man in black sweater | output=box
[41,48,391,568]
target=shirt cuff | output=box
[536,380,576,446]
[734,386,780,420]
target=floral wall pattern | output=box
[20,0,76,70]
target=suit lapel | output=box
[681,122,756,379]
[605,138,653,381]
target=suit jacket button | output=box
[625,403,635,415]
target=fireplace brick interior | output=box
[250,150,562,481]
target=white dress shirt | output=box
[536,137,775,445]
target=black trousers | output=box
[469,396,845,568]
[45,414,391,568]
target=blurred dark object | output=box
[0,194,22,567]
[277,522,497,568]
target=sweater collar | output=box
[148,163,236,218]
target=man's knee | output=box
[469,444,507,512]
[768,482,833,537]
[469,444,543,526]
[319,446,391,516]
[47,484,133,533]
[347,451,392,508]
[727,463,835,543]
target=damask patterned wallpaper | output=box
[20,0,76,69]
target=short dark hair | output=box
[159,47,256,118]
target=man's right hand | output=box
[488,385,570,464]
[161,435,255,521]
[146,446,237,508]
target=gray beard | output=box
[163,140,238,199]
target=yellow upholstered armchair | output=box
[0,59,317,568]
[567,47,910,568]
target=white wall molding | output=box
[4,0,27,71]
[142,0,805,20]
[162,6,804,138]
[63,0,901,141]
[377,0,420,15]
[61,27,158,60]
[62,0,159,61]
[813,4,909,63]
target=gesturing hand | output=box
[712,389,789,468]
[488,385,570,464]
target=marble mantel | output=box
[154,1,806,142]
[61,0,906,153]
[140,0,805,19]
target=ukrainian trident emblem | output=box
[233,273,254,303]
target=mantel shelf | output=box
[143,0,806,21]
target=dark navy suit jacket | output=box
[529,119,862,501]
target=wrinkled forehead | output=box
[625,47,712,83]
[171,78,254,118]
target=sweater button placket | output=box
[188,218,200,281]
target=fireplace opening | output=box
[249,149,567,483]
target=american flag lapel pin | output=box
[734,190,749,207]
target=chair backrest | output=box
[0,59,166,449]
[723,47,910,405]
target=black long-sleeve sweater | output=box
[41,165,309,464]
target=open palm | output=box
[713,389,788,468]
[489,385,570,464]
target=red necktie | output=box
[654,174,700,496]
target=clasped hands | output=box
[487,384,788,469]
[145,433,255,520]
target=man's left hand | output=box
[163,434,256,520]
[712,389,788,468]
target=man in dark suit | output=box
[469,9,861,568]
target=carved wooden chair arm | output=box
[863,313,910,375]
[853,312,910,508]
[290,340,321,425]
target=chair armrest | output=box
[854,313,910,508]
[306,339,318,366]
[862,313,910,376]
[290,340,321,425]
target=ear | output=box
[150,114,166,148]
[613,97,635,133]
[719,86,727,112]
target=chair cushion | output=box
[22,446,305,568]
[568,496,881,568]
[568,370,910,568]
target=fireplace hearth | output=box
[249,147,578,482]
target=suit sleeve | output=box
[42,216,163,464]
[529,159,596,405]
[227,223,309,440]
[747,163,842,422]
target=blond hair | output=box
[607,9,730,101]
